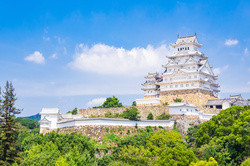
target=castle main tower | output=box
[138,34,220,107]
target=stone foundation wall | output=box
[41,125,173,143]
[159,89,217,107]
[79,105,169,120]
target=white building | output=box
[206,94,250,109]
[137,34,220,107]
[39,108,175,133]
[168,102,215,120]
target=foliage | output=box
[15,117,39,129]
[102,96,123,108]
[22,113,41,122]
[163,102,169,105]
[122,107,139,120]
[190,157,218,166]
[93,106,103,109]
[241,158,250,166]
[117,145,150,166]
[156,113,171,120]
[186,106,250,165]
[132,101,136,106]
[0,81,22,164]
[105,112,123,119]
[66,107,78,115]
[20,141,60,166]
[147,113,153,120]
[155,143,197,166]
[173,98,182,102]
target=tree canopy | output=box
[186,106,250,165]
[102,96,123,108]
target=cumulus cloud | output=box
[50,53,57,59]
[213,65,229,75]
[25,51,45,64]
[87,97,106,107]
[225,39,238,46]
[69,43,171,76]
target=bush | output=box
[173,98,182,102]
[147,113,153,120]
[122,107,139,120]
[156,113,171,120]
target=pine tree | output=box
[0,81,21,164]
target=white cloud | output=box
[43,36,50,41]
[244,48,249,56]
[247,81,250,85]
[69,43,172,76]
[213,65,229,75]
[87,97,106,107]
[25,51,45,64]
[50,53,57,59]
[225,39,238,46]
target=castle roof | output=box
[171,34,202,47]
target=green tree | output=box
[66,107,78,115]
[241,158,250,166]
[147,113,153,120]
[15,117,39,129]
[190,157,218,166]
[122,107,139,120]
[102,96,123,108]
[0,81,21,165]
[117,145,150,166]
[173,98,182,102]
[132,101,136,106]
[20,141,60,166]
[155,143,197,166]
[187,106,250,165]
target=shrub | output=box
[147,113,153,120]
[156,113,171,120]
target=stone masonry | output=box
[159,89,217,107]
[78,105,169,120]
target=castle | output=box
[136,34,220,107]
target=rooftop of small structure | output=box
[168,102,196,108]
[40,108,59,114]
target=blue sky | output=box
[0,0,249,116]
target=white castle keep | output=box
[137,34,220,107]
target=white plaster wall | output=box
[57,119,174,128]
[169,106,196,115]
[42,114,59,129]
[222,102,231,109]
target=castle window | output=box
[191,83,194,86]
[188,47,189,50]
[186,84,189,87]
[180,84,183,87]
[178,48,179,51]
[194,75,197,78]
[175,85,178,88]
[170,85,173,88]
[188,76,191,79]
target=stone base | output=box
[159,89,217,107]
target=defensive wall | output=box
[78,105,170,120]
[78,105,219,120]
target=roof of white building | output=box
[40,108,59,114]
[171,34,202,47]
[168,102,196,108]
